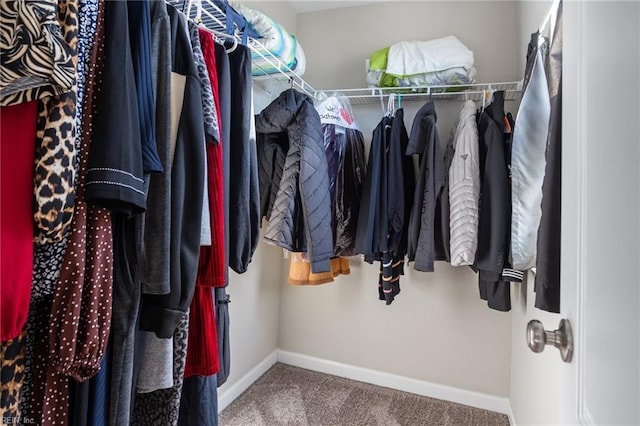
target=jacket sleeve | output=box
[227,45,259,274]
[297,100,333,273]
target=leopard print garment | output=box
[0,0,77,106]
[33,89,78,244]
[19,0,97,419]
[32,0,79,244]
[1,332,26,422]
[131,312,190,426]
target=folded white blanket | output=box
[385,36,474,77]
[366,66,476,88]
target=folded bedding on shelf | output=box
[366,36,476,88]
[252,38,307,77]
[232,2,306,76]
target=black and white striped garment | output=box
[0,0,77,107]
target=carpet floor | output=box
[219,363,510,426]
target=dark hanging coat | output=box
[475,91,512,312]
[535,2,563,313]
[406,102,446,272]
[355,110,414,304]
[256,89,334,273]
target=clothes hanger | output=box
[386,93,396,117]
[188,0,239,53]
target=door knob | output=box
[526,318,573,363]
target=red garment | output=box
[184,29,229,378]
[184,285,218,377]
[0,100,37,342]
[199,28,226,287]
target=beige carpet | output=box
[219,363,509,426]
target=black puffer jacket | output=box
[256,89,333,273]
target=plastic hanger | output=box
[386,93,396,117]
[186,0,203,23]
[188,0,238,52]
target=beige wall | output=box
[297,1,522,90]
[275,1,520,398]
[509,2,564,425]
[217,236,284,393]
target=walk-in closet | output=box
[1,1,638,425]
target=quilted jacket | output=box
[449,100,481,266]
[256,89,333,273]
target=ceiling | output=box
[285,1,386,14]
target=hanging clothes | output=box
[135,0,175,397]
[510,31,551,271]
[449,100,481,267]
[128,0,163,175]
[28,0,80,245]
[475,91,512,312]
[0,100,37,343]
[227,44,260,274]
[0,332,27,420]
[214,41,232,387]
[355,109,414,304]
[256,89,334,274]
[286,96,365,286]
[0,0,77,106]
[183,24,225,379]
[38,2,111,424]
[20,0,101,419]
[335,129,366,256]
[535,2,563,313]
[406,101,446,272]
[131,312,190,426]
[138,3,205,340]
[355,116,390,259]
[178,374,218,426]
[316,96,366,257]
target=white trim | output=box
[276,350,511,415]
[217,350,278,412]
[507,401,517,426]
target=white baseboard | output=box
[217,350,278,412]
[508,401,517,426]
[276,350,511,415]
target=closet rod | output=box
[333,81,523,104]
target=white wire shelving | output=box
[171,1,523,105]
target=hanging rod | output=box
[332,81,523,105]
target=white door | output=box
[560,1,640,424]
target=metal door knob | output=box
[526,319,573,363]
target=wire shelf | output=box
[335,81,523,105]
[169,2,523,105]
